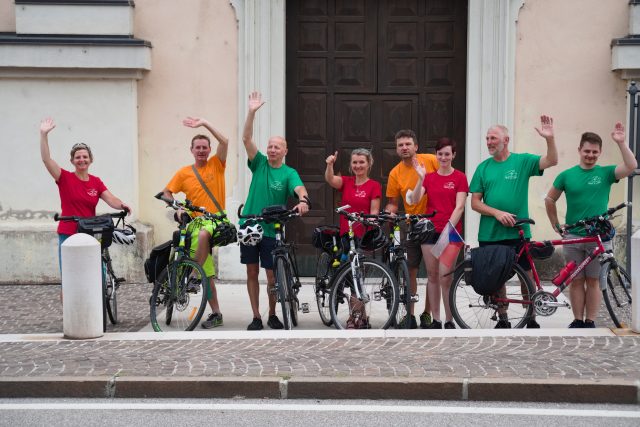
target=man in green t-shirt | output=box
[469,115,558,328]
[545,123,637,328]
[239,91,310,331]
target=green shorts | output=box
[187,217,216,278]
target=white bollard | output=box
[632,230,640,333]
[62,233,103,339]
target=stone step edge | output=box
[1,376,637,404]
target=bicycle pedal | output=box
[301,302,310,313]
[411,294,420,303]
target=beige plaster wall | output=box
[513,0,632,239]
[0,0,15,32]
[134,0,238,242]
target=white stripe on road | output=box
[0,402,639,418]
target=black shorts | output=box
[240,237,277,270]
[422,232,441,245]
[479,238,531,271]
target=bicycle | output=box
[237,202,308,330]
[150,193,228,331]
[312,224,343,327]
[328,206,399,330]
[449,202,632,329]
[54,209,134,332]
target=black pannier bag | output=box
[466,245,516,296]
[312,225,341,253]
[77,215,115,249]
[144,240,172,283]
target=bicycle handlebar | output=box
[154,192,227,221]
[563,202,629,232]
[237,203,301,223]
[54,210,128,222]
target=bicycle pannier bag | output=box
[468,245,516,296]
[312,225,340,252]
[77,215,115,249]
[144,240,172,283]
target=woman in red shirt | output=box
[40,118,131,267]
[408,138,468,329]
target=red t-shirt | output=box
[56,169,107,235]
[422,169,469,233]
[338,176,382,237]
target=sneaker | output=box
[247,317,263,331]
[426,319,442,329]
[583,319,596,328]
[419,312,433,329]
[495,320,512,329]
[201,312,223,329]
[267,314,284,329]
[444,321,456,329]
[186,277,201,293]
[526,318,540,329]
[568,319,584,328]
[399,315,418,329]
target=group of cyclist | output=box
[42,95,637,330]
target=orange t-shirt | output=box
[166,156,226,214]
[386,153,438,214]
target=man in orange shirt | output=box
[162,117,228,329]
[385,129,439,328]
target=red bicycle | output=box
[450,203,632,328]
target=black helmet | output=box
[408,219,435,244]
[210,221,238,247]
[597,219,616,242]
[359,227,388,251]
[529,240,554,260]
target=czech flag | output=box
[430,221,464,268]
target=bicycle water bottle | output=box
[552,261,577,286]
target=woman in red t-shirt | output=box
[40,118,131,267]
[325,148,382,329]
[408,138,469,329]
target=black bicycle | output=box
[238,202,307,330]
[312,224,343,327]
[54,209,134,332]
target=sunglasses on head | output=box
[72,143,89,149]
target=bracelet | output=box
[301,199,310,206]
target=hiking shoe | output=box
[419,312,433,328]
[568,319,585,328]
[399,315,418,329]
[526,318,540,328]
[444,321,456,329]
[186,277,201,293]
[247,317,263,331]
[584,320,596,328]
[495,320,512,329]
[425,319,442,329]
[267,315,284,329]
[201,312,223,329]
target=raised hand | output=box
[611,122,625,144]
[182,116,207,128]
[326,150,338,165]
[248,91,266,113]
[40,118,56,135]
[534,115,554,140]
[412,157,426,179]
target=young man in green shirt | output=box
[240,91,310,331]
[545,123,637,328]
[469,115,558,328]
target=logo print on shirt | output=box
[587,176,602,185]
[504,170,518,180]
[354,189,367,198]
[443,181,455,190]
[270,181,284,191]
[87,189,98,197]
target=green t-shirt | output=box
[241,151,304,237]
[552,164,617,235]
[469,152,542,241]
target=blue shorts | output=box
[240,237,277,270]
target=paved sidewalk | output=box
[1,283,639,403]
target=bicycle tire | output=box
[601,262,632,328]
[105,258,118,325]
[101,263,107,333]
[149,258,208,332]
[393,260,412,329]
[314,251,334,326]
[449,263,535,329]
[275,256,293,330]
[329,258,398,330]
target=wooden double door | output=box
[285,0,468,274]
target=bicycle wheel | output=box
[275,256,293,330]
[149,259,208,331]
[314,251,334,326]
[101,264,107,333]
[601,262,632,328]
[449,263,535,329]
[104,258,118,325]
[393,260,412,329]
[329,258,398,330]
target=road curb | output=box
[0,376,637,403]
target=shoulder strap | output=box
[191,165,223,213]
